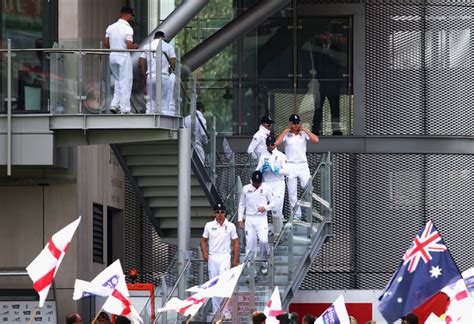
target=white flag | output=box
[158,292,207,318]
[27,216,81,307]
[102,274,143,324]
[425,313,444,323]
[73,259,123,300]
[442,273,474,324]
[315,295,350,324]
[187,264,244,298]
[263,286,284,323]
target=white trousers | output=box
[146,74,171,114]
[208,254,231,313]
[110,53,132,113]
[195,142,205,163]
[245,215,268,259]
[287,162,311,219]
[169,73,176,114]
[265,180,285,235]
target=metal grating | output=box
[124,178,177,286]
[365,3,425,135]
[425,5,474,135]
[366,2,474,135]
[302,153,474,290]
[426,155,474,271]
[302,153,357,289]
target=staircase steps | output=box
[114,140,215,240]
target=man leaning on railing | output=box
[138,31,176,115]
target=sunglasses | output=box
[214,210,226,213]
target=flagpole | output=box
[90,307,103,324]
[28,307,40,324]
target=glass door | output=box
[297,17,352,135]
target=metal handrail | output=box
[153,257,194,323]
[209,254,254,323]
[273,153,328,247]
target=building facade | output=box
[1,0,474,322]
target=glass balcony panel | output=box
[1,50,50,114]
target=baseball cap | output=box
[120,6,135,16]
[260,116,274,124]
[251,170,263,183]
[289,114,300,124]
[213,203,226,212]
[266,135,276,146]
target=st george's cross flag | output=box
[186,264,245,298]
[102,273,143,323]
[442,272,474,323]
[315,295,350,324]
[26,216,81,308]
[158,292,207,318]
[73,259,123,300]
[378,220,462,322]
[263,286,284,323]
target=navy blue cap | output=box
[266,135,276,146]
[289,114,300,124]
[213,203,226,211]
[260,116,274,124]
[251,170,263,183]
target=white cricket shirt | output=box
[283,131,310,163]
[202,219,238,255]
[238,183,275,221]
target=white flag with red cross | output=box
[158,292,207,318]
[263,286,284,323]
[102,273,143,323]
[26,216,81,308]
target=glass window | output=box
[1,0,56,113]
[297,17,351,135]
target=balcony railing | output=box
[0,39,183,116]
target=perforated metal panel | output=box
[366,2,474,135]
[425,5,474,135]
[124,178,177,285]
[366,3,425,135]
[302,153,474,290]
[426,155,474,270]
[302,153,357,289]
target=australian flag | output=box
[378,220,462,323]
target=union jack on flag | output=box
[402,220,447,273]
[378,220,462,323]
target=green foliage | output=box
[175,0,235,133]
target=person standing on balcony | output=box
[139,31,176,115]
[275,114,319,221]
[104,6,139,114]
[238,171,275,274]
[247,116,274,160]
[256,135,288,238]
[183,102,208,162]
[201,203,239,315]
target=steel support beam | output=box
[146,0,208,44]
[133,0,209,65]
[181,0,290,73]
[178,127,191,299]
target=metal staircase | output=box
[141,153,333,323]
[111,139,221,242]
[219,152,333,322]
